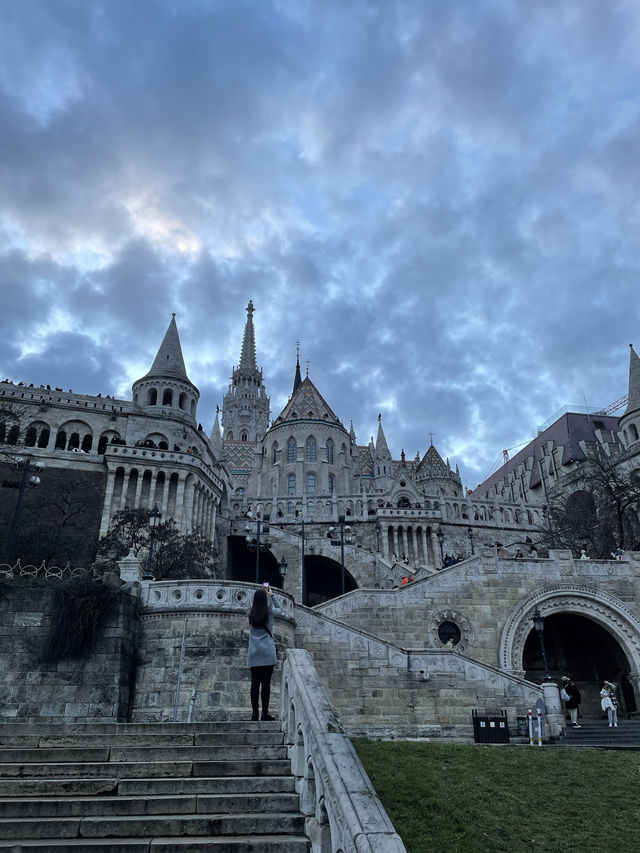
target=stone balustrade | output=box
[280,648,406,853]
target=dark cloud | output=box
[1,0,639,488]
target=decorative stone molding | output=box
[140,579,296,621]
[499,584,640,674]
[428,608,475,653]
[280,649,406,853]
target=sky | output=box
[1,0,639,491]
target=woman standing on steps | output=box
[247,583,282,721]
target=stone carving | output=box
[427,608,475,653]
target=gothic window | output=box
[162,389,173,406]
[306,437,317,462]
[288,475,296,495]
[287,438,297,462]
[287,501,294,514]
[272,442,278,463]
[147,388,158,405]
[328,474,334,494]
[227,432,234,441]
[326,438,334,464]
[241,430,248,442]
[307,473,316,494]
[308,501,315,515]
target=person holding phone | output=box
[247,583,282,721]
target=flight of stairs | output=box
[0,722,311,851]
[554,718,640,750]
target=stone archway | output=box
[303,554,358,607]
[500,584,640,714]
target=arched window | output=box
[55,430,66,450]
[326,438,334,464]
[630,423,639,442]
[306,437,317,462]
[98,434,108,455]
[287,501,294,514]
[328,474,334,494]
[162,389,173,406]
[68,432,80,450]
[341,443,347,455]
[241,430,248,442]
[7,424,19,445]
[288,475,296,496]
[272,442,278,463]
[308,501,315,515]
[25,427,37,447]
[236,487,245,498]
[179,392,188,410]
[81,434,93,452]
[307,473,316,494]
[147,388,158,406]
[38,428,50,448]
[287,438,297,463]
[158,440,169,449]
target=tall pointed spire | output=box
[210,405,223,454]
[239,300,257,370]
[292,341,302,394]
[349,420,357,443]
[625,344,640,415]
[375,413,391,458]
[146,314,189,381]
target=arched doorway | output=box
[226,535,282,588]
[303,554,358,607]
[523,613,637,717]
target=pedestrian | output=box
[247,584,282,722]
[580,549,589,560]
[561,676,582,727]
[600,681,618,727]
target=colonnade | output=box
[382,523,437,568]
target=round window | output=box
[438,621,461,646]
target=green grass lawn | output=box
[353,739,640,853]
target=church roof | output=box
[625,344,640,416]
[272,376,344,428]
[415,444,449,478]
[224,441,254,474]
[144,315,191,382]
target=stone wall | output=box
[0,575,138,723]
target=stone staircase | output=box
[554,719,640,750]
[0,722,311,851]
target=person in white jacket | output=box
[600,681,618,727]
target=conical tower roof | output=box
[375,414,391,458]
[210,406,223,453]
[292,344,302,394]
[238,300,257,371]
[144,314,190,382]
[272,376,343,428]
[624,344,640,416]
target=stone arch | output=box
[499,585,640,678]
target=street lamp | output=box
[279,555,288,588]
[3,455,44,565]
[532,607,552,681]
[467,525,475,555]
[436,526,444,567]
[245,513,271,584]
[143,503,162,580]
[327,514,352,595]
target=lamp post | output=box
[143,503,162,580]
[375,519,382,553]
[328,514,352,595]
[245,514,271,584]
[3,455,44,565]
[279,555,288,589]
[532,607,552,681]
[436,526,444,567]
[467,525,475,555]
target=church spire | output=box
[624,344,640,415]
[146,314,189,381]
[375,413,391,458]
[239,300,257,371]
[292,341,302,394]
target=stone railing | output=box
[0,560,98,581]
[280,649,405,853]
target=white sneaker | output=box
[609,724,613,727]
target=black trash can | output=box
[472,709,510,743]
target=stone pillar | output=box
[100,468,117,536]
[542,682,565,737]
[117,548,143,586]
[175,476,187,531]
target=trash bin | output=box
[472,709,509,744]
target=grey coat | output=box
[247,595,282,668]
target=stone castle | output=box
[2,301,640,738]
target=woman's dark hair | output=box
[249,589,270,627]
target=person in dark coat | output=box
[247,585,282,721]
[561,676,582,727]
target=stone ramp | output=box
[0,722,310,851]
[553,719,640,750]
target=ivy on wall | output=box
[41,581,120,663]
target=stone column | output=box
[542,682,565,737]
[99,468,117,536]
[175,476,187,531]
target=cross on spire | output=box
[428,431,435,446]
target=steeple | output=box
[292,342,302,394]
[624,344,640,415]
[210,405,223,455]
[146,314,190,381]
[349,420,357,444]
[239,300,257,371]
[375,414,391,459]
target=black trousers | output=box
[250,665,275,716]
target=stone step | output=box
[0,811,306,840]
[0,759,292,778]
[0,775,295,798]
[0,791,301,818]
[0,731,285,749]
[0,722,281,735]
[0,744,287,764]
[0,834,310,851]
